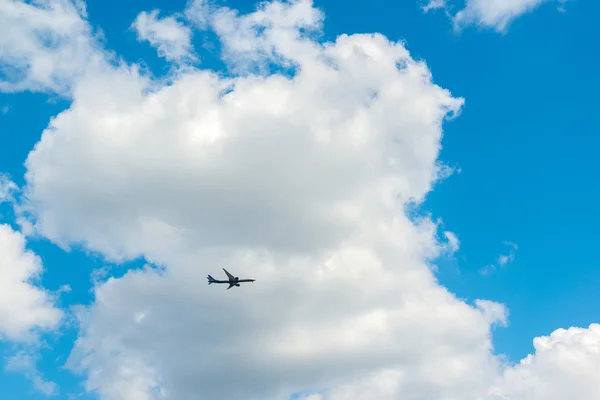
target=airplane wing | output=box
[223,268,235,280]
[227,283,234,290]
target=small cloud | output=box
[56,284,72,294]
[480,241,518,275]
[185,0,213,29]
[420,0,563,33]
[421,0,447,13]
[557,0,569,13]
[32,376,59,397]
[131,9,197,64]
[5,350,59,396]
[497,254,510,266]
[443,231,460,254]
[90,266,112,284]
[0,173,18,203]
[1,105,9,114]
[480,264,496,276]
[435,163,461,184]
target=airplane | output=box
[207,268,256,290]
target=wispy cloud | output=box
[420,0,447,13]
[0,173,18,203]
[481,241,518,275]
[5,350,59,396]
[420,0,564,33]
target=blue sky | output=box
[1,0,599,399]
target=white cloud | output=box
[420,0,448,13]
[131,10,196,64]
[419,0,563,32]
[481,241,518,275]
[0,0,110,96]
[475,299,509,327]
[0,175,63,395]
[184,0,212,29]
[293,324,600,400]
[19,1,501,397]
[0,224,63,342]
[22,0,463,262]
[454,0,555,32]
[489,324,600,400]
[6,350,59,396]
[206,0,326,74]
[0,174,18,203]
[1,0,598,399]
[443,230,460,254]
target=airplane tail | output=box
[207,275,216,285]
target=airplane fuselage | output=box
[208,268,255,290]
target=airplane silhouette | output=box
[207,268,256,290]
